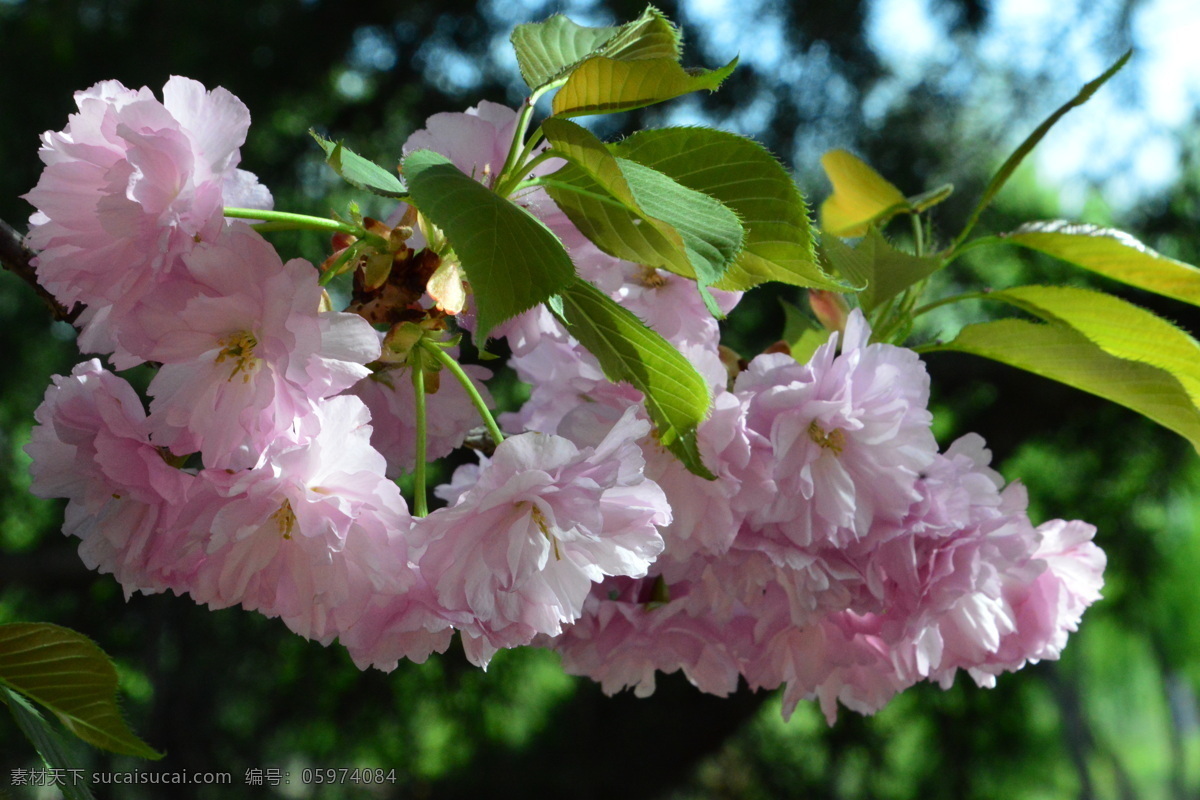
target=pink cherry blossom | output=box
[179,396,414,644]
[25,360,197,595]
[128,223,379,468]
[417,407,669,665]
[733,309,938,550]
[23,76,272,354]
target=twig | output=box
[0,217,81,322]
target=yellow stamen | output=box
[807,420,846,455]
[530,505,562,561]
[270,499,297,540]
[215,330,260,383]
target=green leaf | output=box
[611,127,846,291]
[928,318,1200,453]
[821,229,940,312]
[541,119,744,289]
[557,279,714,478]
[310,131,407,198]
[4,686,97,800]
[552,56,738,117]
[402,149,577,340]
[1002,222,1200,307]
[0,622,162,759]
[511,7,680,91]
[988,285,1200,409]
[950,50,1131,250]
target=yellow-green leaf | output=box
[0,623,161,759]
[818,149,909,237]
[611,127,849,291]
[928,318,1200,453]
[1003,222,1200,307]
[552,56,737,117]
[510,7,680,92]
[989,285,1200,409]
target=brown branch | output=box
[0,217,82,323]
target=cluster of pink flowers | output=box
[22,81,1105,721]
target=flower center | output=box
[215,330,261,383]
[808,420,846,455]
[530,505,562,561]
[270,498,297,540]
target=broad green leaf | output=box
[541,119,744,289]
[1003,222,1200,307]
[950,50,1131,250]
[402,149,577,340]
[989,285,1200,408]
[552,56,737,118]
[310,131,407,198]
[820,229,940,311]
[0,622,161,759]
[619,158,743,287]
[557,279,714,478]
[612,127,847,291]
[511,7,679,91]
[780,298,830,364]
[928,318,1200,452]
[4,686,96,800]
[819,149,909,237]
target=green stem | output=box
[224,207,360,235]
[495,77,568,196]
[419,340,504,446]
[496,145,557,199]
[411,361,429,518]
[909,212,925,258]
[938,234,1006,268]
[910,290,993,319]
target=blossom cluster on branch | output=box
[17,71,1107,724]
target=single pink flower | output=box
[23,76,272,355]
[417,407,669,665]
[25,360,197,595]
[130,223,379,468]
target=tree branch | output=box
[0,217,81,323]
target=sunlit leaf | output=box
[612,127,849,291]
[310,131,407,198]
[541,119,743,290]
[551,56,737,117]
[402,149,576,340]
[0,623,161,759]
[928,318,1200,453]
[818,149,909,237]
[989,285,1200,408]
[557,279,714,478]
[820,229,939,311]
[1002,222,1200,307]
[3,687,96,800]
[511,7,680,91]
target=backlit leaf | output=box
[0,623,161,759]
[1003,222,1200,307]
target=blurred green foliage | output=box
[2,1,1200,798]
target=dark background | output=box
[2,0,1200,797]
